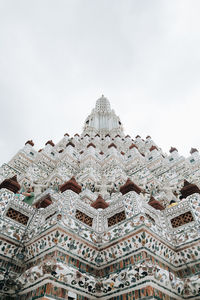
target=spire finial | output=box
[83,96,124,136]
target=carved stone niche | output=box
[171,211,194,228]
[6,207,29,225]
[75,209,93,227]
[148,196,165,211]
[0,175,20,193]
[120,178,141,195]
[108,211,126,227]
[60,177,82,194]
[180,180,200,200]
[91,195,109,209]
[35,194,52,209]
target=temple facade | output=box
[0,96,200,299]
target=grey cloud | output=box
[0,0,200,165]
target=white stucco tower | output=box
[0,97,200,299]
[83,95,124,137]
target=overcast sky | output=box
[0,0,200,165]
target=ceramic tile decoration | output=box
[0,96,200,299]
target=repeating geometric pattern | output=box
[171,211,194,228]
[0,97,200,299]
[6,207,29,225]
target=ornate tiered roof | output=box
[0,97,200,299]
[91,194,109,209]
[83,95,124,137]
[60,177,82,194]
[0,175,20,193]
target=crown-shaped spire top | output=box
[95,95,111,113]
[83,96,124,137]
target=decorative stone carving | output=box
[190,147,198,154]
[0,175,21,193]
[25,140,34,146]
[0,97,200,299]
[45,140,55,147]
[35,193,52,208]
[60,177,82,194]
[180,180,200,199]
[120,178,141,195]
[169,146,178,153]
[91,195,109,209]
[148,196,165,210]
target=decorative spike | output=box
[45,140,55,147]
[190,148,198,154]
[169,147,178,153]
[25,140,34,146]
[91,195,109,209]
[150,145,158,152]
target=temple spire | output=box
[83,96,124,137]
[95,95,111,113]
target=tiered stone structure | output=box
[0,96,200,299]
